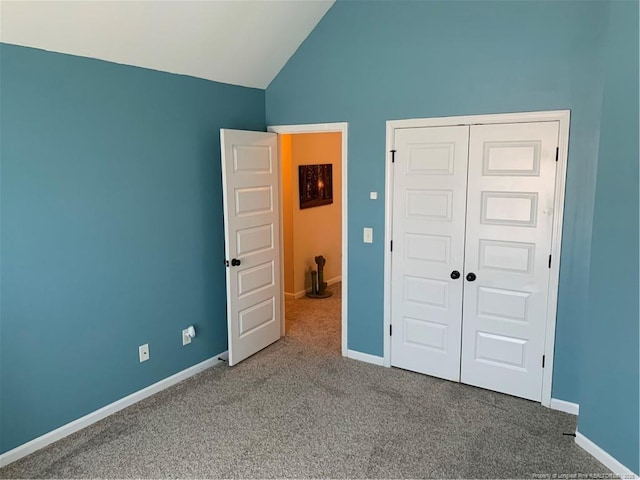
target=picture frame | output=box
[299,164,333,209]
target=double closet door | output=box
[390,121,559,402]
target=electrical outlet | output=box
[182,328,192,346]
[139,344,149,362]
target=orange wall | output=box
[281,132,342,295]
[280,135,294,292]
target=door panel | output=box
[221,129,281,366]
[390,126,469,381]
[460,121,559,401]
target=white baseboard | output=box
[550,398,580,415]
[347,349,384,366]
[0,352,227,468]
[286,276,343,300]
[575,431,638,478]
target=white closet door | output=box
[460,121,559,401]
[390,126,469,381]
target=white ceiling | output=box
[0,0,334,89]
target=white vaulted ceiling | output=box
[0,0,334,89]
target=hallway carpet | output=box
[1,283,606,478]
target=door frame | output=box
[383,110,570,407]
[267,122,349,357]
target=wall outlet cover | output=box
[139,344,150,362]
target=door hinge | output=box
[390,324,393,336]
[390,240,393,252]
[542,355,546,368]
[548,255,552,269]
[555,147,559,162]
[391,149,396,163]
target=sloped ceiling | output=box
[0,0,334,89]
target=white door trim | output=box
[383,110,570,408]
[267,122,349,357]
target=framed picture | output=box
[299,164,333,209]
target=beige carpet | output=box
[0,282,607,478]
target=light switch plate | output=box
[370,192,378,200]
[363,227,373,243]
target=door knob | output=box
[466,272,476,282]
[450,270,460,279]
[231,258,241,267]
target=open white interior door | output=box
[221,129,281,366]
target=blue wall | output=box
[579,1,639,474]
[266,0,608,403]
[0,44,265,454]
[2,1,636,467]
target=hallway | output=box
[284,282,342,357]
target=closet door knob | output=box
[450,270,460,279]
[466,272,476,282]
[231,258,241,267]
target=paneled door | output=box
[390,126,470,380]
[389,120,560,401]
[460,122,559,401]
[220,129,281,366]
